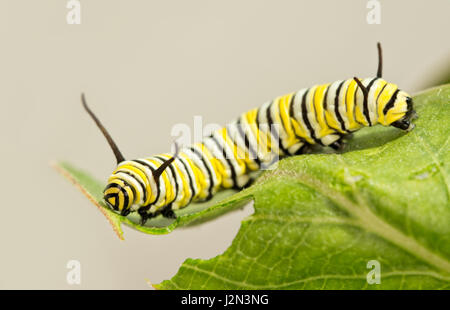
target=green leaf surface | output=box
[157,85,450,289]
[55,85,450,289]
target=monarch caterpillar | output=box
[82,43,416,225]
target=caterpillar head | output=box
[354,43,416,132]
[382,90,415,131]
[103,180,134,216]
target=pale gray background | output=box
[0,0,448,289]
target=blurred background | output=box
[0,0,448,289]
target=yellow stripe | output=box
[123,186,134,206]
[305,85,324,140]
[289,93,314,143]
[220,128,247,174]
[354,80,368,126]
[227,126,259,170]
[377,83,398,125]
[313,84,335,138]
[345,79,361,131]
[159,154,190,207]
[197,142,223,186]
[278,93,298,147]
[174,163,190,206]
[323,85,346,134]
[108,197,116,206]
[104,186,120,196]
[180,153,206,200]
[149,158,174,206]
[355,106,368,126]
[112,164,153,205]
[107,179,124,187]
[117,191,124,211]
[372,80,388,123]
[109,173,141,204]
[245,108,271,153]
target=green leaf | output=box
[156,85,450,289]
[55,85,450,289]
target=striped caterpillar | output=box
[82,43,416,225]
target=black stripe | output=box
[255,106,261,133]
[104,183,124,211]
[363,78,378,126]
[301,88,321,144]
[288,91,309,145]
[113,170,146,204]
[121,179,136,205]
[321,84,338,132]
[383,89,400,114]
[334,80,347,132]
[310,87,323,140]
[236,118,261,167]
[343,82,354,128]
[256,104,272,153]
[104,193,119,211]
[226,123,260,171]
[133,159,155,173]
[105,182,121,191]
[120,187,129,215]
[375,83,388,111]
[210,135,237,187]
[273,99,288,137]
[285,92,307,153]
[133,159,161,207]
[189,147,214,200]
[104,193,117,200]
[323,85,330,111]
[294,144,308,155]
[266,100,290,155]
[177,156,196,204]
[127,159,157,204]
[154,155,179,206]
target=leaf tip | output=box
[145,279,158,290]
[52,160,126,240]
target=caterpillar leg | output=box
[137,206,159,225]
[328,134,353,151]
[161,204,177,219]
[232,177,254,191]
[293,144,312,155]
[329,141,343,151]
[138,207,150,225]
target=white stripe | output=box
[176,154,199,201]
[338,79,351,131]
[305,86,322,139]
[181,148,211,199]
[133,158,164,210]
[226,121,260,171]
[291,88,313,140]
[114,171,144,206]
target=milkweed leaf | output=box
[157,85,450,289]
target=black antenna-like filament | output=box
[377,42,383,78]
[353,77,368,97]
[152,142,180,184]
[81,93,126,164]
